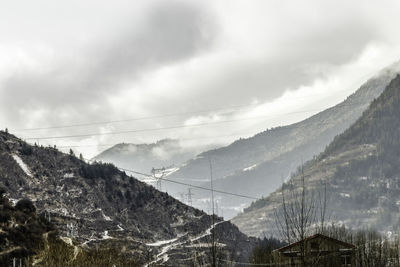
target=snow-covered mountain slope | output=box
[0,131,255,265]
[233,73,400,237]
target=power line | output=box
[108,165,259,200]
[14,104,256,132]
[81,153,358,221]
[22,98,372,141]
[110,165,351,214]
[28,123,368,212]
[13,88,351,132]
[141,174,259,200]
[23,108,323,141]
[116,165,350,214]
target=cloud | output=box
[0,0,216,127]
[1,0,400,158]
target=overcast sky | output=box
[1,0,400,158]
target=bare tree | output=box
[274,165,328,266]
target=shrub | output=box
[15,199,36,213]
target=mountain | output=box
[0,189,141,265]
[0,131,255,265]
[93,138,214,176]
[232,74,400,237]
[164,62,400,219]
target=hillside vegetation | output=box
[0,131,255,265]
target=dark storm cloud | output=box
[98,2,215,80]
[1,0,399,152]
[145,19,381,112]
[0,1,216,126]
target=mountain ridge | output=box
[164,62,400,219]
[232,73,400,237]
[94,138,215,176]
[0,131,255,265]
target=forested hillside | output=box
[233,74,400,237]
[165,63,400,219]
[0,131,255,265]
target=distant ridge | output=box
[94,138,214,175]
[164,61,400,219]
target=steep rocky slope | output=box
[232,74,400,237]
[0,131,255,265]
[0,189,140,266]
[165,62,400,219]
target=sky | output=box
[1,0,400,158]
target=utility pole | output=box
[186,188,194,206]
[209,158,216,267]
[151,167,166,191]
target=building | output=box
[273,233,355,266]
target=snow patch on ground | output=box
[102,230,112,240]
[12,154,32,177]
[94,208,113,221]
[190,221,225,243]
[145,238,181,267]
[61,237,73,246]
[243,164,257,171]
[186,242,226,248]
[63,173,74,178]
[144,221,227,266]
[82,233,97,247]
[146,237,178,247]
[340,193,351,198]
[102,212,112,221]
[9,198,20,206]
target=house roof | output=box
[276,233,355,252]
